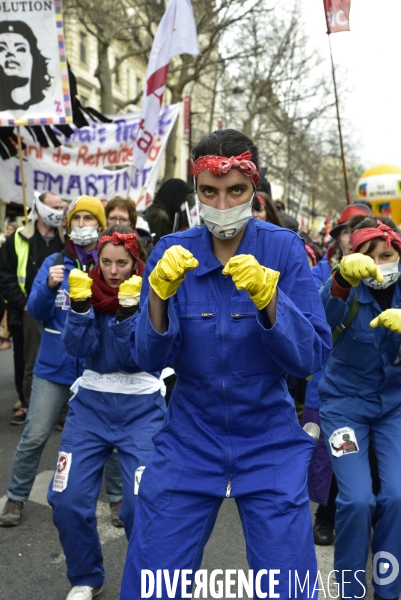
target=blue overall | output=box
[47,307,166,590]
[319,278,401,599]
[120,219,332,600]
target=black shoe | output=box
[10,408,28,425]
[374,593,399,600]
[313,523,334,545]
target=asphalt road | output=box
[0,346,374,600]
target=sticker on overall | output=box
[329,427,359,457]
[134,466,145,495]
[55,289,70,310]
[52,452,72,491]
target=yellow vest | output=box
[14,227,29,295]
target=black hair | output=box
[353,216,400,254]
[252,192,283,227]
[0,20,51,110]
[192,129,259,169]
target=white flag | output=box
[133,0,200,172]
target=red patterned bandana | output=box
[351,220,401,253]
[192,151,260,189]
[97,232,145,276]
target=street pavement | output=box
[0,347,374,599]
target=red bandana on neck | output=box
[192,151,260,188]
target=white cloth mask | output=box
[362,258,400,290]
[31,192,64,228]
[197,195,254,240]
[69,226,99,246]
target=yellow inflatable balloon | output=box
[356,164,401,227]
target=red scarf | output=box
[89,265,119,314]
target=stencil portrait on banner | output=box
[0,0,71,126]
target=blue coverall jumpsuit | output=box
[319,277,401,599]
[121,218,332,599]
[47,306,166,590]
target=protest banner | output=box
[0,0,71,126]
[0,103,181,211]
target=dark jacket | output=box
[0,220,64,326]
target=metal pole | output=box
[328,35,350,205]
[16,128,29,222]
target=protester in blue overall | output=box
[48,226,166,600]
[0,195,107,528]
[305,203,373,546]
[319,217,401,600]
[120,129,332,600]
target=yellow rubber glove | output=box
[118,275,142,307]
[68,268,92,300]
[370,309,401,333]
[339,254,384,287]
[148,245,199,300]
[222,254,280,310]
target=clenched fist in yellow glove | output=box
[370,309,401,333]
[222,255,280,310]
[339,254,384,287]
[68,268,93,300]
[118,275,142,307]
[148,245,199,300]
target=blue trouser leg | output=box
[321,412,374,599]
[236,496,317,599]
[370,407,401,599]
[48,419,111,588]
[7,375,71,502]
[104,448,123,503]
[120,493,223,600]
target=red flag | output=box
[323,0,351,34]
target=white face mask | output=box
[31,192,64,228]
[69,226,99,247]
[197,195,254,240]
[362,258,400,290]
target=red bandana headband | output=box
[97,232,145,276]
[351,220,401,254]
[192,151,260,189]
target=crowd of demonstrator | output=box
[0,128,400,600]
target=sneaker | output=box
[109,500,124,528]
[10,407,28,425]
[66,586,102,600]
[13,398,21,411]
[0,498,23,527]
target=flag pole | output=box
[16,128,29,222]
[328,34,350,205]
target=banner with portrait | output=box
[0,0,71,127]
[0,103,181,211]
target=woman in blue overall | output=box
[47,227,166,600]
[120,129,332,600]
[0,195,115,528]
[319,217,401,600]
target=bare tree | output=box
[64,0,264,179]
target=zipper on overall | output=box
[222,273,233,497]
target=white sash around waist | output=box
[70,369,166,396]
